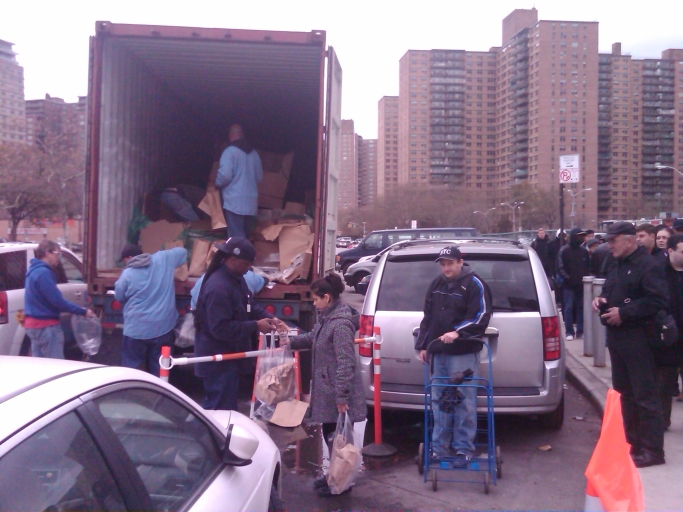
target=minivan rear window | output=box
[0,250,27,291]
[376,255,539,313]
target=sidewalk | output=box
[565,336,683,510]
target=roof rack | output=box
[388,237,524,251]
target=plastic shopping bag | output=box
[253,342,297,406]
[70,315,102,356]
[327,412,362,495]
[174,312,196,348]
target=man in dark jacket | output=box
[531,227,554,278]
[636,224,667,270]
[591,239,612,278]
[656,235,683,429]
[592,222,668,468]
[194,237,283,410]
[24,239,95,359]
[557,228,590,340]
[416,246,492,467]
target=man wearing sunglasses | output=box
[24,239,96,359]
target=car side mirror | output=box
[222,423,259,466]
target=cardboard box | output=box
[253,241,280,268]
[284,202,306,216]
[257,150,293,210]
[139,220,185,255]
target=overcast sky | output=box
[3,0,683,139]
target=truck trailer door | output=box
[321,46,342,276]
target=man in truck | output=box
[115,244,188,377]
[216,124,263,238]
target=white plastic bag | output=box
[70,315,102,356]
[327,412,362,495]
[253,343,297,406]
[174,312,196,348]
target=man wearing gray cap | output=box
[592,221,668,467]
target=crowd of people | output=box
[532,221,683,468]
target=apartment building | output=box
[358,137,377,207]
[25,94,87,149]
[338,119,358,211]
[0,39,26,143]
[377,96,398,197]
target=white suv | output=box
[0,243,87,358]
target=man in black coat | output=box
[656,235,683,429]
[557,228,590,340]
[194,237,284,410]
[415,246,492,468]
[592,222,668,468]
[531,227,554,278]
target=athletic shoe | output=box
[566,335,574,341]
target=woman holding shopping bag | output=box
[285,273,366,497]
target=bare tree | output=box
[0,143,58,240]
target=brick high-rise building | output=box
[0,39,26,143]
[597,45,683,220]
[25,94,87,149]
[377,96,398,197]
[338,119,358,211]
[358,137,377,207]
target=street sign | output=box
[559,154,580,184]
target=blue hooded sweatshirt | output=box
[114,247,187,339]
[24,259,87,320]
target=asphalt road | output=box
[275,382,600,510]
[269,287,602,509]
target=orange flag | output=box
[585,389,644,512]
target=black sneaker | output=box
[452,453,471,469]
[313,476,327,489]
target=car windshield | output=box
[376,255,539,312]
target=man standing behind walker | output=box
[416,246,492,468]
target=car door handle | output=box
[75,292,83,297]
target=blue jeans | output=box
[431,352,480,457]
[202,369,240,410]
[562,287,584,337]
[121,330,174,377]
[27,325,65,359]
[223,209,247,238]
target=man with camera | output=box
[592,222,668,468]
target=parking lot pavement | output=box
[275,382,600,510]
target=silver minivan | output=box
[358,239,565,428]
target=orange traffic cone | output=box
[584,389,644,512]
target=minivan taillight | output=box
[358,314,374,357]
[542,316,561,360]
[0,291,8,324]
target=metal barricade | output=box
[582,276,594,357]
[591,278,606,367]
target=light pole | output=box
[500,201,524,232]
[473,207,496,234]
[566,188,592,229]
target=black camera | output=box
[598,301,610,326]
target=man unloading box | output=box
[415,246,492,468]
[216,124,263,238]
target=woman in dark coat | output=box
[286,273,366,496]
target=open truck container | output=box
[85,22,341,333]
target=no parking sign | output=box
[559,154,580,184]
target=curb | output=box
[565,352,609,415]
